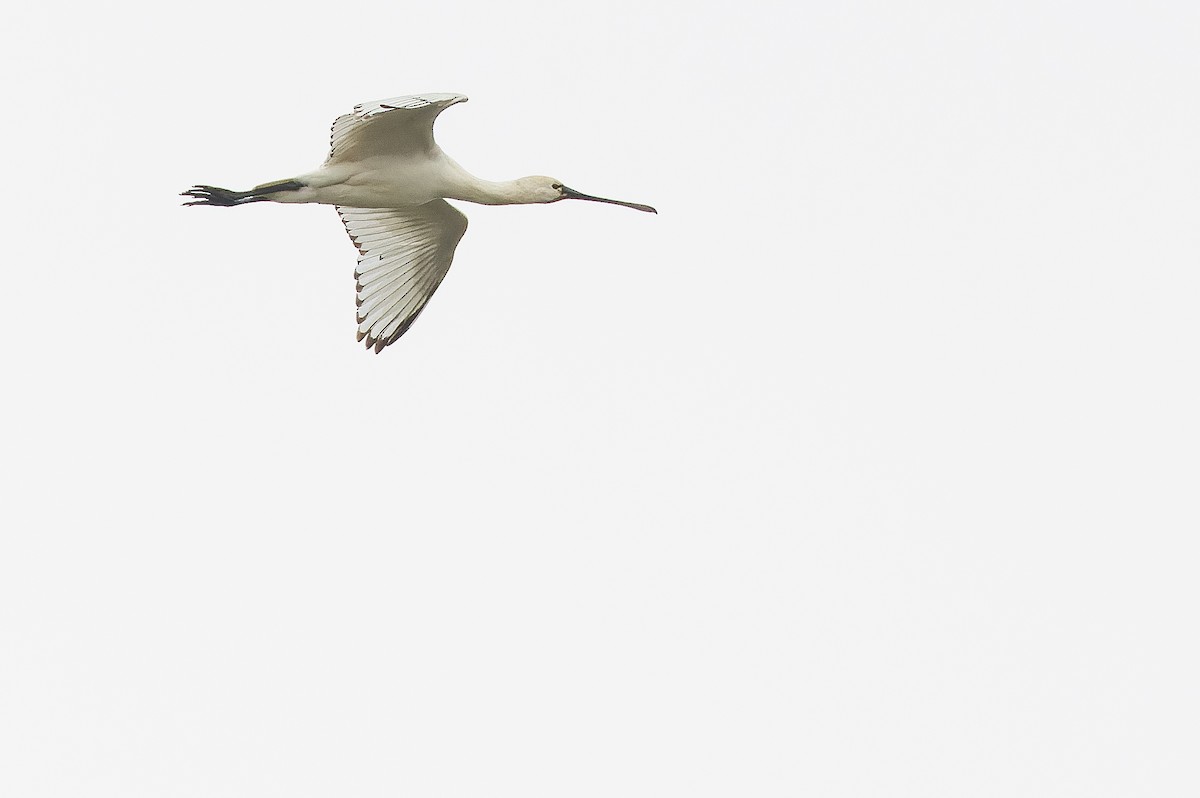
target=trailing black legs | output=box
[181,180,306,206]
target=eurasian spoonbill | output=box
[183,93,656,352]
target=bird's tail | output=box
[181,179,305,206]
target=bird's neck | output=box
[440,163,533,206]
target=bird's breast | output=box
[303,156,451,209]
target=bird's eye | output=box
[552,183,563,190]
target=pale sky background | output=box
[1,1,1198,796]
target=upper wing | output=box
[339,200,469,353]
[326,93,468,164]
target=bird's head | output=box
[517,175,657,213]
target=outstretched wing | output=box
[339,200,469,353]
[326,93,468,164]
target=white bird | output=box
[183,93,656,352]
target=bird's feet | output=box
[181,180,307,206]
[180,185,254,206]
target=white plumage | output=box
[184,93,655,352]
[340,202,467,350]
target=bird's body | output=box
[184,93,655,352]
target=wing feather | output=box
[326,93,467,164]
[338,200,469,352]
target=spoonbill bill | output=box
[183,93,656,352]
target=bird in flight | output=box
[183,93,656,352]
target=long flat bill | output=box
[562,186,657,214]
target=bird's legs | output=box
[181,179,306,206]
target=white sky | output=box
[2,1,1198,796]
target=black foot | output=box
[181,185,260,207]
[181,181,305,207]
